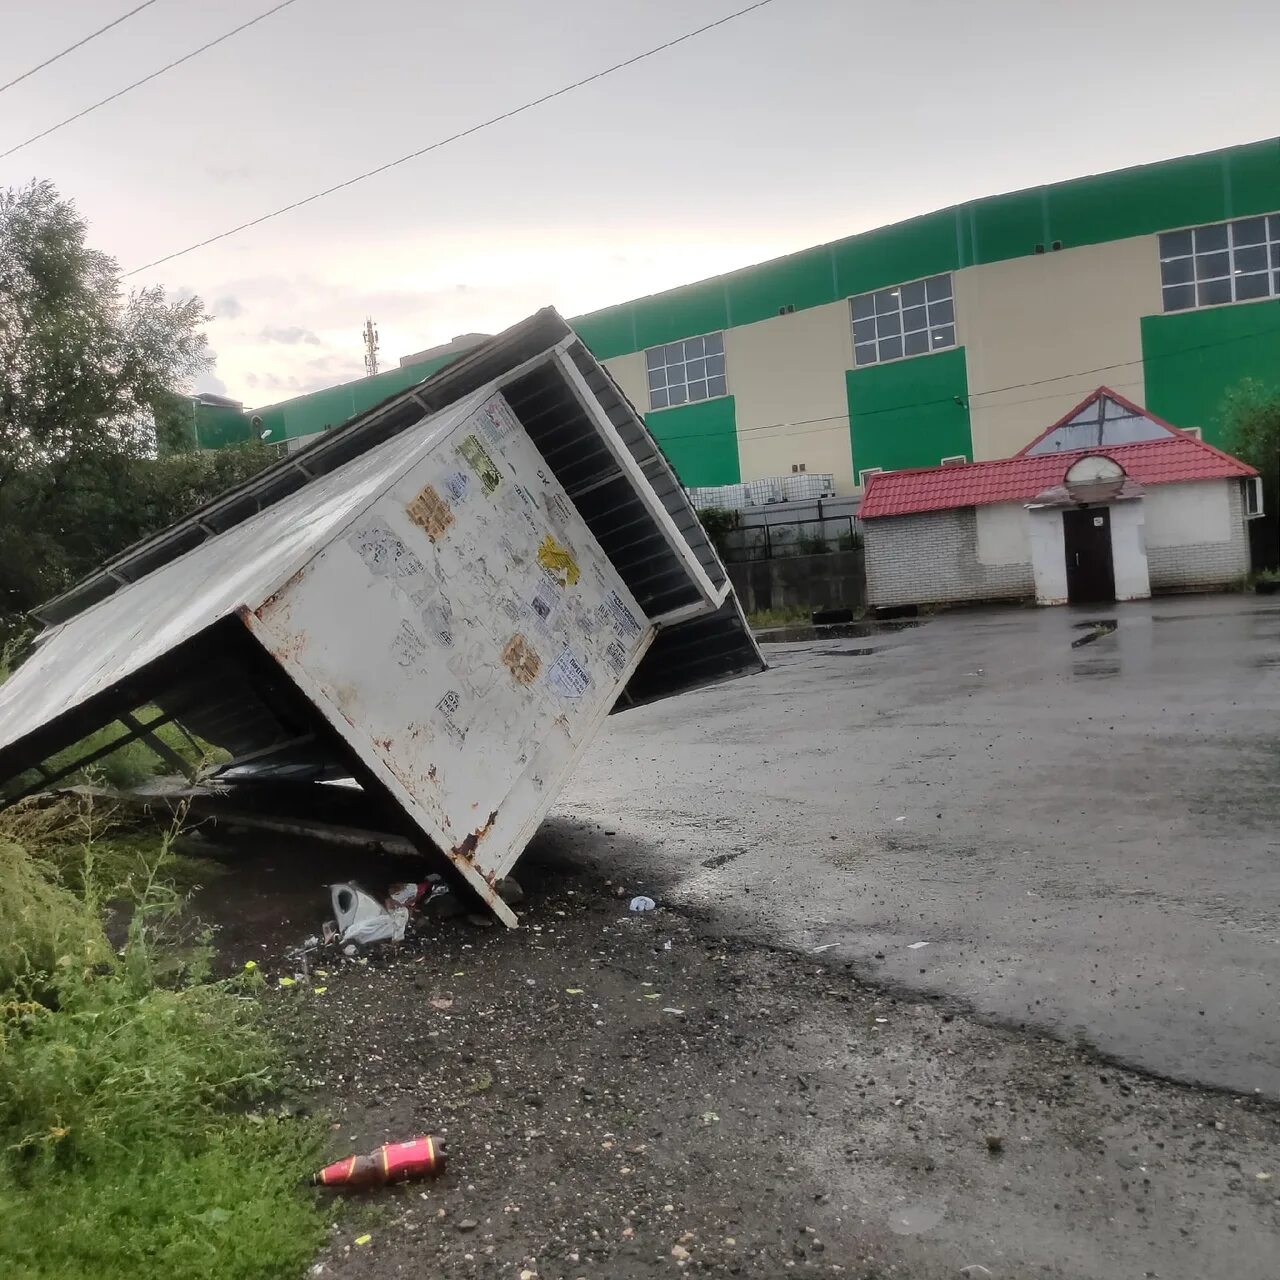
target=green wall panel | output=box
[846,347,972,476]
[1225,141,1280,217]
[192,402,252,449]
[723,245,835,328]
[631,280,729,351]
[644,396,739,487]
[1141,299,1280,446]
[573,305,636,361]
[1047,152,1226,249]
[253,353,456,441]
[965,189,1048,263]
[831,209,960,298]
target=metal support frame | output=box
[0,708,181,808]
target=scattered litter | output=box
[388,880,442,909]
[671,1244,691,1261]
[959,1267,993,1277]
[700,1112,719,1126]
[1257,1171,1273,1182]
[313,986,327,996]
[429,996,454,1010]
[629,895,656,912]
[642,992,661,1000]
[661,1007,686,1015]
[354,1234,372,1247]
[894,816,907,822]
[565,988,585,995]
[331,882,409,946]
[278,977,296,988]
[812,943,839,953]
[663,940,672,950]
[874,1017,889,1023]
[907,941,931,950]
[314,1136,445,1187]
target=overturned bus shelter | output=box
[0,310,763,925]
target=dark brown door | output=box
[1063,507,1115,604]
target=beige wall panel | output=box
[724,301,856,494]
[602,351,648,416]
[956,236,1162,461]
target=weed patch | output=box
[0,801,325,1280]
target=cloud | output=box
[195,370,229,396]
[306,353,357,373]
[260,325,321,345]
[213,295,243,319]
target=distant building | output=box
[209,137,1280,493]
[398,333,491,368]
[859,389,1262,609]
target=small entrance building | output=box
[861,388,1262,610]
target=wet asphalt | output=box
[561,594,1280,1099]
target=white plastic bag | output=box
[330,883,408,945]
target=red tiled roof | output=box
[860,435,1256,520]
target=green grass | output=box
[0,801,326,1280]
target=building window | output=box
[851,274,955,366]
[859,467,885,486]
[1159,214,1280,312]
[645,332,726,410]
[1244,475,1264,518]
[941,454,967,466]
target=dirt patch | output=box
[192,835,1280,1280]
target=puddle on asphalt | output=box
[888,1202,946,1235]
[1072,662,1121,678]
[759,620,920,644]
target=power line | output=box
[123,0,782,276]
[0,1,164,96]
[642,319,1280,448]
[0,0,304,160]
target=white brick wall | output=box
[1147,480,1251,590]
[865,508,1034,608]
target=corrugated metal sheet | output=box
[0,314,765,922]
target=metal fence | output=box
[718,515,862,563]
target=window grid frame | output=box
[644,330,728,411]
[1159,213,1280,313]
[850,273,956,368]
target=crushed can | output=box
[312,1135,445,1187]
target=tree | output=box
[0,181,271,635]
[1221,379,1280,571]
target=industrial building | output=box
[195,137,1280,500]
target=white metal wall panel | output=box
[251,394,654,918]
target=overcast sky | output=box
[2,0,1277,406]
